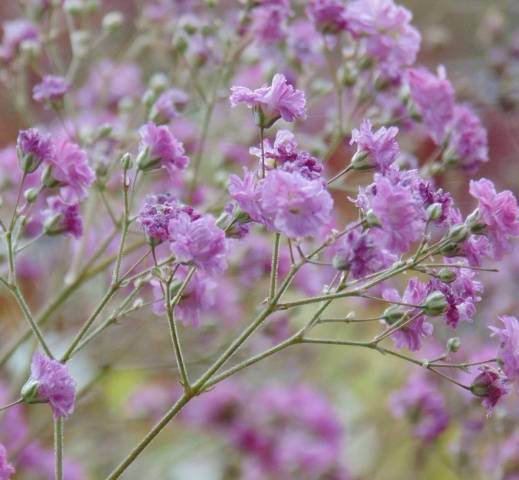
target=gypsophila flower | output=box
[447,105,489,174]
[45,138,95,203]
[22,353,76,418]
[0,19,39,63]
[470,366,509,415]
[43,196,83,238]
[16,128,54,173]
[230,73,307,125]
[138,122,190,177]
[350,119,400,172]
[32,75,69,104]
[390,375,449,442]
[347,0,421,78]
[150,88,188,124]
[490,316,519,390]
[469,178,519,259]
[407,66,455,144]
[260,169,333,238]
[0,444,14,480]
[250,1,291,45]
[306,0,349,34]
[169,212,227,274]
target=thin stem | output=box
[112,169,131,285]
[0,398,23,411]
[269,233,281,301]
[259,126,266,178]
[164,267,196,390]
[54,418,63,480]
[327,164,353,186]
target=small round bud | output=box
[440,241,461,257]
[427,202,443,221]
[447,224,469,244]
[364,210,381,228]
[149,72,169,93]
[447,337,461,353]
[332,254,350,272]
[173,34,189,54]
[120,153,133,171]
[97,123,113,138]
[102,11,124,32]
[20,40,40,59]
[383,305,405,325]
[437,268,456,283]
[21,379,40,404]
[422,291,448,316]
[465,209,487,234]
[70,30,91,58]
[24,188,39,203]
[351,150,373,171]
[64,0,85,15]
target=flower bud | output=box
[437,268,456,283]
[465,209,487,234]
[351,150,373,171]
[149,73,169,93]
[70,30,91,58]
[447,224,469,244]
[364,210,381,228]
[96,123,113,138]
[427,202,443,221]
[422,291,448,316]
[332,253,350,272]
[142,89,156,109]
[440,241,461,257]
[102,11,124,32]
[447,337,461,353]
[120,153,133,171]
[20,40,40,60]
[21,379,40,404]
[383,305,405,325]
[24,188,39,203]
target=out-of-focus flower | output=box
[150,88,188,124]
[0,444,15,480]
[390,375,449,442]
[33,75,69,104]
[469,179,519,260]
[490,316,519,390]
[43,196,83,238]
[407,66,454,144]
[0,19,39,63]
[250,1,291,45]
[306,0,349,34]
[230,73,307,125]
[22,353,76,418]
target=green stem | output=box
[54,418,63,480]
[269,233,281,301]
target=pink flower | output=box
[490,316,519,390]
[448,105,488,174]
[33,75,69,104]
[250,2,291,45]
[46,138,95,204]
[0,19,39,63]
[306,0,349,34]
[43,196,83,238]
[383,279,433,351]
[347,0,421,78]
[23,353,76,418]
[230,73,307,124]
[469,178,519,259]
[350,119,399,172]
[407,66,455,144]
[151,88,188,124]
[390,375,449,442]
[138,122,190,177]
[169,212,227,274]
[17,128,54,172]
[260,170,333,238]
[470,366,509,415]
[0,444,15,480]
[228,169,267,224]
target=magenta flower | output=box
[361,174,424,253]
[333,223,396,278]
[306,0,349,34]
[470,366,509,415]
[169,212,227,274]
[490,316,519,390]
[383,279,433,351]
[350,119,400,172]
[46,138,95,203]
[260,170,333,238]
[0,444,14,480]
[228,169,265,224]
[138,122,190,177]
[151,88,188,124]
[0,19,39,63]
[469,178,519,259]
[32,75,69,104]
[250,2,291,45]
[230,73,307,125]
[448,105,488,174]
[22,353,76,418]
[347,0,421,78]
[43,196,83,238]
[17,128,54,173]
[407,66,455,144]
[390,375,449,442]
[138,193,199,242]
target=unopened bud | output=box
[351,150,373,171]
[423,291,448,316]
[364,210,381,228]
[427,202,443,221]
[102,11,124,32]
[149,73,169,93]
[24,188,39,203]
[438,268,456,283]
[70,30,91,58]
[383,305,405,325]
[332,254,350,272]
[447,224,469,244]
[447,337,461,353]
[120,153,133,170]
